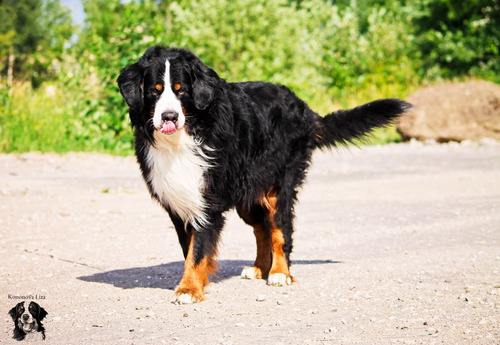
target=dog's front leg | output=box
[173,217,222,304]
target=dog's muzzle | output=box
[160,111,179,135]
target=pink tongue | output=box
[161,121,176,134]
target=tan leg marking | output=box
[240,189,293,285]
[265,193,292,286]
[241,223,272,279]
[174,233,217,304]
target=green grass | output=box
[0,82,133,155]
[0,83,76,153]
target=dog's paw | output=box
[240,266,263,280]
[267,273,292,286]
[173,288,204,304]
[173,293,196,305]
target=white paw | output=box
[173,293,196,305]
[267,273,291,286]
[241,266,258,280]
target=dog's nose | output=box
[161,111,178,123]
[22,314,29,321]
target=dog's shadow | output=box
[77,259,340,290]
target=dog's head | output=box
[9,301,47,339]
[117,45,222,137]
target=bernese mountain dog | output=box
[117,45,410,304]
[8,301,47,341]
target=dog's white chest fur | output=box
[146,130,209,230]
[23,331,44,341]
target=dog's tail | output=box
[314,98,411,149]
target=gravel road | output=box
[1,142,499,344]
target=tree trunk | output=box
[7,45,14,88]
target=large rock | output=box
[397,81,500,142]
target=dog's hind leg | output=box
[265,190,294,286]
[237,204,272,280]
[238,189,294,285]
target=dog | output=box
[8,301,47,341]
[117,45,410,304]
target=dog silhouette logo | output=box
[8,301,47,341]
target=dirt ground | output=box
[1,142,499,344]
[397,81,500,142]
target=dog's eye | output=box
[152,83,163,96]
[174,83,184,95]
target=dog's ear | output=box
[117,62,144,125]
[8,306,17,321]
[189,60,221,111]
[38,306,48,321]
[29,302,48,321]
[8,302,22,321]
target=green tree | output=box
[0,0,73,86]
[167,0,325,99]
[300,0,418,100]
[71,0,168,151]
[411,0,500,80]
[0,0,42,85]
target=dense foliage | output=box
[0,0,498,153]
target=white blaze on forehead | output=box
[152,58,185,129]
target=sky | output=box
[61,0,85,25]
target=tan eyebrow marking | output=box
[174,83,182,91]
[155,83,163,92]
